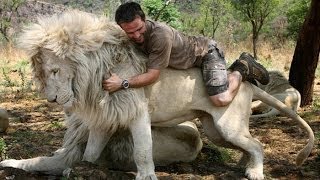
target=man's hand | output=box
[102,73,123,93]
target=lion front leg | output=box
[129,109,157,180]
[82,128,110,163]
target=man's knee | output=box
[209,93,232,107]
[206,84,231,107]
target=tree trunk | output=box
[289,0,320,106]
[251,22,258,59]
[252,33,258,59]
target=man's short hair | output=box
[115,2,146,25]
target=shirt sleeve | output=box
[146,28,173,69]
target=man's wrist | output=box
[121,79,130,89]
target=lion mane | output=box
[19,10,148,134]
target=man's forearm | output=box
[128,69,160,88]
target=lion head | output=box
[19,10,147,132]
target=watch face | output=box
[122,80,129,89]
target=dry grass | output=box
[0,44,33,96]
[0,43,26,64]
[223,39,295,74]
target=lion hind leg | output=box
[201,113,264,180]
[229,136,264,180]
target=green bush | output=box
[0,138,8,160]
[286,0,310,39]
[141,0,181,29]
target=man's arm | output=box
[102,69,160,93]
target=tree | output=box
[197,0,228,38]
[286,0,310,40]
[289,0,320,106]
[104,0,121,20]
[0,0,25,42]
[141,0,181,29]
[231,0,279,59]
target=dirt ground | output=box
[0,81,319,180]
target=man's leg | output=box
[209,71,242,107]
[202,46,269,107]
[201,45,234,107]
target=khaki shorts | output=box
[200,40,229,96]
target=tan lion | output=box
[0,11,314,180]
[251,70,301,119]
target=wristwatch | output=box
[121,79,130,89]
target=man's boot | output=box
[228,52,269,85]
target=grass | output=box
[49,121,65,130]
[223,39,295,73]
[0,45,33,98]
[0,138,8,161]
[313,97,320,110]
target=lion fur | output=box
[20,10,148,134]
[251,70,301,118]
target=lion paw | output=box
[245,168,264,180]
[0,159,20,168]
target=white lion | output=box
[0,11,314,180]
[251,70,301,119]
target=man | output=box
[103,2,269,107]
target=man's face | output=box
[120,16,146,44]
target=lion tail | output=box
[251,84,314,166]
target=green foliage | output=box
[231,0,279,23]
[179,0,235,41]
[312,97,320,110]
[49,121,64,130]
[15,59,30,89]
[196,0,229,38]
[230,0,279,57]
[141,0,181,29]
[104,0,121,20]
[0,138,8,160]
[286,0,310,39]
[205,144,232,162]
[0,0,25,43]
[179,13,198,35]
[0,59,32,92]
[1,67,17,89]
[65,0,95,11]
